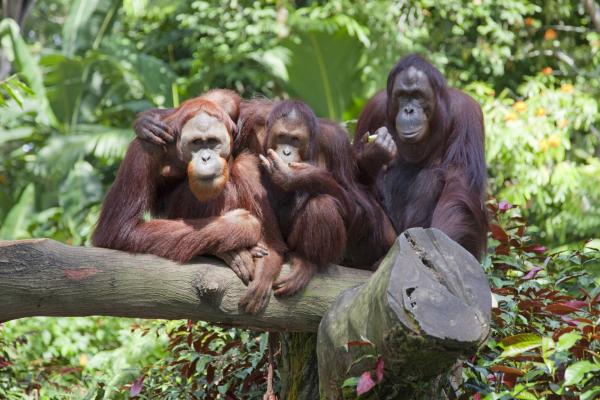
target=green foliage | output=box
[461,201,600,400]
[1,0,600,398]
[476,74,600,244]
[123,321,273,399]
[0,317,166,399]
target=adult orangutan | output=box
[353,54,488,260]
[92,90,286,314]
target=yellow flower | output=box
[548,134,561,148]
[560,83,574,93]
[536,107,546,117]
[544,29,557,41]
[79,354,88,366]
[539,139,549,152]
[504,112,518,122]
[513,101,527,113]
[542,67,553,75]
[558,118,569,129]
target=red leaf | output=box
[501,372,517,388]
[560,317,578,327]
[517,300,543,311]
[185,359,198,378]
[130,376,145,398]
[375,357,384,383]
[221,340,242,353]
[206,363,215,383]
[347,341,372,348]
[562,300,587,309]
[523,245,546,254]
[544,303,580,315]
[498,200,512,211]
[357,372,376,395]
[0,360,12,369]
[473,393,482,400]
[522,267,543,280]
[490,224,509,243]
[489,365,524,376]
[495,243,510,256]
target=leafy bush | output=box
[461,200,600,400]
[0,317,166,399]
[124,321,274,399]
[473,75,600,244]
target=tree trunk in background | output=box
[584,0,600,32]
[1,0,36,79]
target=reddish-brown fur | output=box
[241,99,396,272]
[354,54,488,260]
[93,91,286,313]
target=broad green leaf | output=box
[0,127,34,145]
[499,333,542,358]
[97,41,177,107]
[341,376,359,388]
[63,0,122,55]
[40,53,85,125]
[541,336,556,374]
[280,27,365,121]
[33,125,132,186]
[556,332,582,352]
[499,333,542,348]
[0,18,57,126]
[564,360,600,386]
[581,386,600,400]
[1,79,23,107]
[59,160,103,239]
[0,183,34,240]
[515,389,538,400]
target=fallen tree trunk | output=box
[0,238,370,331]
[0,228,491,399]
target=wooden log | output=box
[0,238,370,331]
[317,228,491,399]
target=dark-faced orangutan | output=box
[92,89,286,314]
[353,54,488,260]
[259,100,396,295]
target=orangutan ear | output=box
[202,89,241,122]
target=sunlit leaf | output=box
[0,183,34,240]
[564,360,600,386]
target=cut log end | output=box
[317,227,492,399]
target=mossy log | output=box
[317,228,491,399]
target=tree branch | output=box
[584,0,600,33]
[0,238,370,331]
